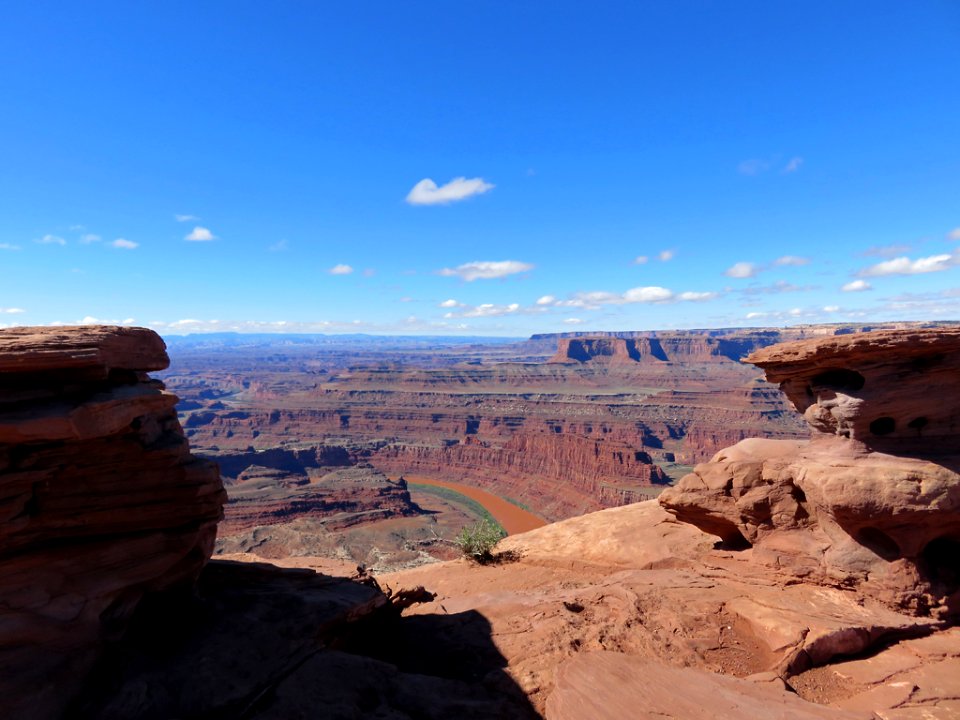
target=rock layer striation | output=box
[0,326,225,720]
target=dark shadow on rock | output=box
[67,559,540,719]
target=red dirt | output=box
[399,475,547,535]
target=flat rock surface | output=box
[0,325,169,373]
[546,651,863,720]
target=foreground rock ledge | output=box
[0,326,226,720]
[661,328,960,616]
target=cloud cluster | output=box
[439,260,533,281]
[406,177,494,206]
[858,253,956,277]
[538,286,717,310]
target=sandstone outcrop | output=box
[0,326,225,720]
[660,328,960,617]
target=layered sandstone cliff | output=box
[661,328,960,617]
[0,327,226,720]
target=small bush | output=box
[455,518,506,563]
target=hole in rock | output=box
[921,536,960,594]
[810,368,865,392]
[907,416,928,432]
[869,417,896,436]
[856,527,901,561]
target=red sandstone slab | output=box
[0,326,168,374]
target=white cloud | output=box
[269,239,288,252]
[841,279,872,292]
[658,250,674,262]
[405,177,494,206]
[725,261,759,278]
[823,305,840,313]
[740,280,814,296]
[438,260,533,281]
[0,243,21,250]
[783,157,804,173]
[623,286,673,303]
[175,214,199,222]
[111,238,138,249]
[444,302,520,318]
[678,291,718,301]
[185,226,216,242]
[439,299,462,308]
[538,285,718,310]
[329,264,354,275]
[634,255,649,265]
[774,255,809,266]
[859,254,955,277]
[563,318,584,325]
[1,307,25,314]
[80,233,101,244]
[948,227,960,241]
[35,234,66,246]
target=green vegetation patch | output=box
[408,483,506,534]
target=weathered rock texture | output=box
[661,328,960,617]
[0,326,225,720]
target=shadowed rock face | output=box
[661,328,960,617]
[0,326,226,720]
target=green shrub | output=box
[455,518,506,563]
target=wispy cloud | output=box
[774,255,809,266]
[0,307,25,314]
[740,280,816,296]
[858,253,956,277]
[738,159,770,176]
[444,302,520,318]
[405,177,494,206]
[438,260,533,281]
[563,318,584,325]
[634,255,648,265]
[269,239,288,252]
[439,299,464,308]
[539,286,716,310]
[861,243,912,258]
[841,279,872,292]
[658,249,674,262]
[783,156,804,173]
[80,233,101,244]
[725,262,759,278]
[0,243,21,251]
[948,227,960,241]
[175,214,199,222]
[111,238,138,249]
[185,226,216,242]
[35,234,66,246]
[329,264,354,275]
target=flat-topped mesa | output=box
[549,335,747,364]
[0,326,225,720]
[746,328,960,455]
[661,328,960,618]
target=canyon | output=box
[1,324,958,719]
[161,323,946,568]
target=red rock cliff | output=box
[661,328,960,617]
[0,326,225,720]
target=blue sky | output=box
[1,1,959,336]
